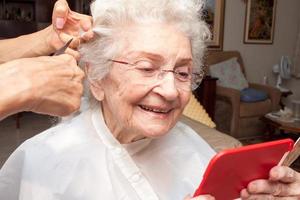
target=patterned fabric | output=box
[209,57,249,91]
[183,94,216,128]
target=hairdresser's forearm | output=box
[0,26,55,64]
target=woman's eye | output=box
[135,61,157,74]
[175,67,190,80]
[177,72,189,79]
[141,68,155,72]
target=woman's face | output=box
[92,23,192,142]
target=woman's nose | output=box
[153,73,179,101]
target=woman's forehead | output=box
[119,51,193,66]
[116,24,192,60]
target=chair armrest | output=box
[216,86,241,105]
[249,83,281,110]
[216,86,241,123]
[216,86,241,138]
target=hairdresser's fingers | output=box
[71,66,85,83]
[57,32,74,43]
[79,14,93,31]
[64,48,80,61]
[77,13,94,42]
[58,32,81,49]
[81,30,94,42]
[52,0,69,30]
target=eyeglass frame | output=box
[108,59,205,91]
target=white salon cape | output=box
[0,107,215,200]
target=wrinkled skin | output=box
[240,166,300,199]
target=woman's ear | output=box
[90,83,105,101]
[85,63,105,101]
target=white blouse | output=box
[0,107,215,200]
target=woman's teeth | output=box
[139,105,170,114]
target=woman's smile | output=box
[138,104,173,119]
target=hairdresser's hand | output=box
[240,166,300,199]
[47,0,94,59]
[184,194,215,200]
[25,54,85,116]
[0,54,84,118]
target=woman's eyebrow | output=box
[126,51,165,62]
[175,58,193,66]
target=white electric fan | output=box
[272,56,292,92]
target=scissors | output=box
[53,38,98,88]
[53,38,73,56]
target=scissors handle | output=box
[53,38,73,56]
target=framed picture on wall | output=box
[2,1,35,22]
[202,0,225,50]
[244,0,277,44]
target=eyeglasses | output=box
[109,59,204,91]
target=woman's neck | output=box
[100,105,145,144]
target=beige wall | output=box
[223,0,300,107]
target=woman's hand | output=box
[0,54,84,119]
[47,0,94,59]
[184,194,215,200]
[240,166,300,199]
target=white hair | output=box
[79,0,210,81]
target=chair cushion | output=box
[183,94,216,128]
[240,88,268,102]
[209,57,249,91]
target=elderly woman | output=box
[1,0,300,199]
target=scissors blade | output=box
[53,38,73,56]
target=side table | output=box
[193,75,218,120]
[261,114,300,138]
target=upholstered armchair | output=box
[206,51,281,138]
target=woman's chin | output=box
[132,106,180,138]
[136,123,174,138]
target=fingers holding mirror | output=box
[241,166,300,199]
